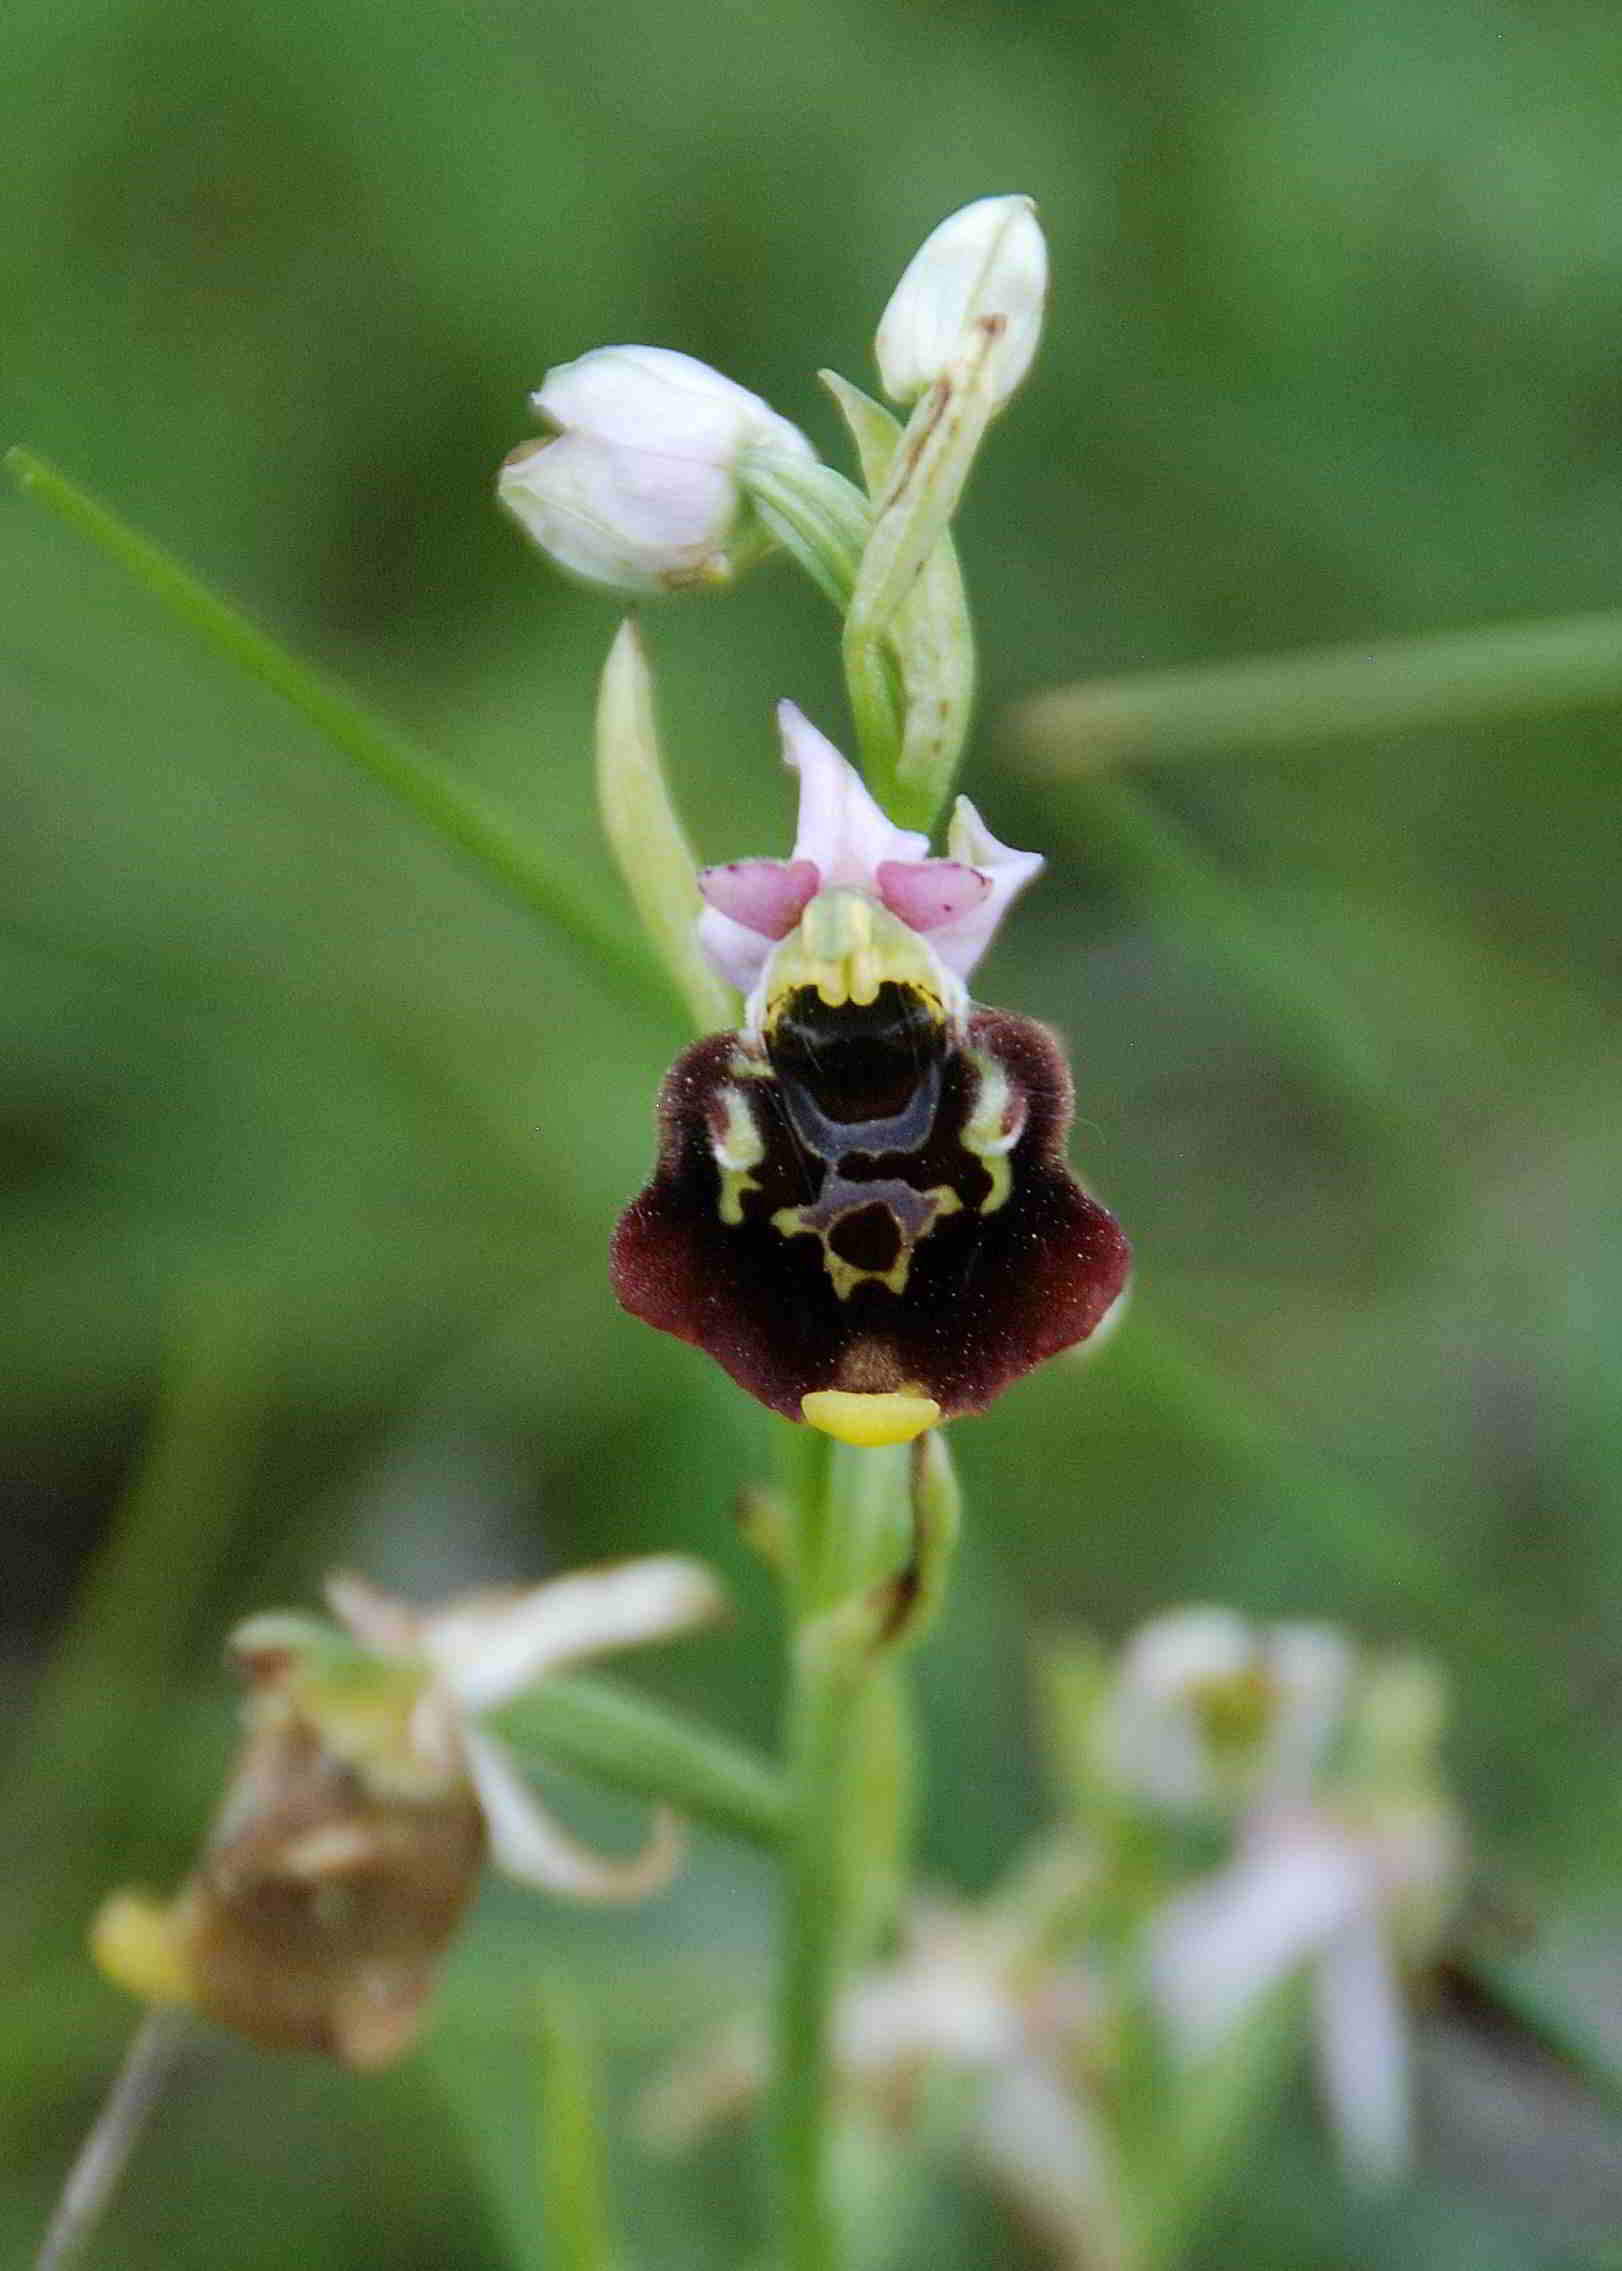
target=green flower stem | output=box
[1015,607,1622,770]
[840,337,1000,825]
[498,1673,787,1853]
[535,1988,626,2271]
[739,450,905,791]
[772,1438,914,2271]
[773,1616,865,2271]
[3,447,666,1018]
[819,373,975,834]
[1458,1949,1622,2125]
[740,451,876,617]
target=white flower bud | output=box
[875,195,1048,412]
[498,345,815,596]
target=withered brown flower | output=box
[93,1559,723,2066]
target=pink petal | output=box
[780,703,928,885]
[875,859,992,934]
[698,858,821,941]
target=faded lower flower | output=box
[1147,1795,1459,2184]
[92,1558,722,2068]
[1128,1626,1462,2183]
[642,1898,1118,2271]
[612,706,1130,1430]
[1091,1605,1355,1820]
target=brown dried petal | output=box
[176,1708,485,2068]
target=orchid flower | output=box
[92,1557,723,2068]
[612,707,1129,1435]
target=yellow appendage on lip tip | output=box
[91,1890,197,2007]
[801,1390,942,1446]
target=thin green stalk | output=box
[1458,1948,1622,2126]
[498,1673,786,1852]
[819,372,975,833]
[4,447,666,1017]
[739,450,905,788]
[774,1616,864,2271]
[1117,1307,1531,1656]
[1016,606,1622,770]
[1040,771,1408,1144]
[740,452,875,616]
[535,1988,625,2271]
[771,1440,913,2271]
[34,2011,190,2271]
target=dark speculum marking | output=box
[612,985,1131,1422]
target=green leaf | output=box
[4,448,668,1017]
[595,618,736,1036]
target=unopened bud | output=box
[499,345,815,596]
[874,196,1048,413]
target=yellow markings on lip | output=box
[772,1186,961,1301]
[801,1389,942,1446]
[960,1049,1026,1215]
[710,1084,766,1225]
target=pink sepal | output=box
[876,859,992,935]
[698,858,821,940]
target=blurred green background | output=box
[4,0,1621,2263]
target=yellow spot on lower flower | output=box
[801,1389,942,1446]
[92,1890,197,2008]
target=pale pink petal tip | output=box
[928,795,1046,978]
[778,702,928,885]
[699,858,821,940]
[876,859,992,934]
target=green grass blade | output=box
[1018,608,1622,770]
[4,448,666,1017]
